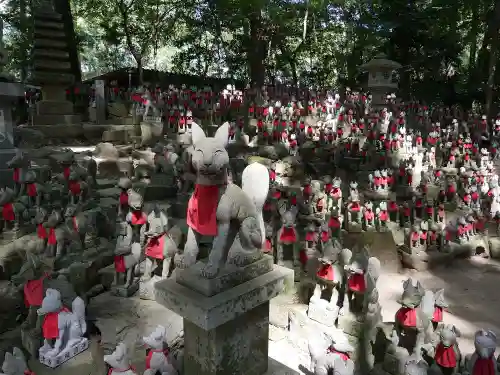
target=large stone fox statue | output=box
[175,122,269,278]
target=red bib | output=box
[264,239,272,253]
[395,307,417,327]
[350,203,360,212]
[433,306,444,322]
[131,211,147,225]
[327,347,349,361]
[187,184,219,236]
[317,264,334,281]
[435,344,456,368]
[27,183,37,197]
[473,358,495,375]
[146,349,169,369]
[13,168,20,183]
[42,307,70,339]
[72,217,78,231]
[305,232,317,241]
[320,231,329,242]
[114,255,126,273]
[48,228,57,245]
[119,191,129,205]
[280,227,297,243]
[24,275,46,307]
[348,273,366,292]
[63,167,71,180]
[328,217,341,228]
[145,234,166,259]
[299,249,308,265]
[37,223,47,239]
[69,180,81,195]
[2,203,14,221]
[379,211,388,221]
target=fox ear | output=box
[214,122,229,147]
[190,122,206,145]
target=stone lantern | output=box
[360,54,402,109]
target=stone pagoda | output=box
[28,0,82,136]
[360,54,402,109]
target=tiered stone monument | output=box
[360,54,401,109]
[28,0,82,137]
[0,19,25,185]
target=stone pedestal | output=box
[155,255,293,375]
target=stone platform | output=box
[155,255,293,375]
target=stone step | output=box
[33,59,71,71]
[32,49,69,59]
[33,38,67,49]
[33,10,63,21]
[32,114,83,127]
[34,28,66,39]
[28,70,74,85]
[34,19,64,30]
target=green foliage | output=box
[1,0,500,106]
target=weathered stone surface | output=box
[177,255,274,296]
[183,302,269,375]
[94,142,119,160]
[307,301,337,327]
[96,160,121,177]
[337,313,365,337]
[0,281,25,335]
[489,237,500,259]
[156,265,292,330]
[269,325,287,341]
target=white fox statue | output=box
[175,122,269,278]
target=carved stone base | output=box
[0,226,32,245]
[39,338,89,368]
[21,328,43,358]
[347,222,362,232]
[138,275,161,300]
[111,279,139,297]
[307,300,338,327]
[176,255,274,297]
[155,265,292,375]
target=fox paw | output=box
[200,262,219,278]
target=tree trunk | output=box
[247,13,266,88]
[468,5,479,78]
[486,31,499,115]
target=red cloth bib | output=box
[145,234,166,259]
[348,273,366,292]
[2,203,14,221]
[299,249,308,265]
[364,211,374,220]
[280,227,297,243]
[395,307,417,327]
[24,275,46,307]
[379,211,388,221]
[305,232,317,241]
[13,168,19,183]
[131,211,147,225]
[63,167,71,180]
[42,307,69,339]
[37,223,47,239]
[317,264,334,281]
[264,239,272,253]
[350,203,360,212]
[327,348,349,361]
[146,349,169,369]
[320,231,329,242]
[303,185,312,196]
[119,191,129,205]
[435,344,456,368]
[187,184,219,236]
[48,228,57,245]
[114,255,126,273]
[329,217,341,228]
[69,180,81,195]
[433,306,444,322]
[72,217,78,231]
[473,358,495,375]
[27,183,37,197]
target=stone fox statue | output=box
[175,122,270,278]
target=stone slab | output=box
[177,255,274,296]
[111,280,139,297]
[307,301,337,327]
[155,265,293,330]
